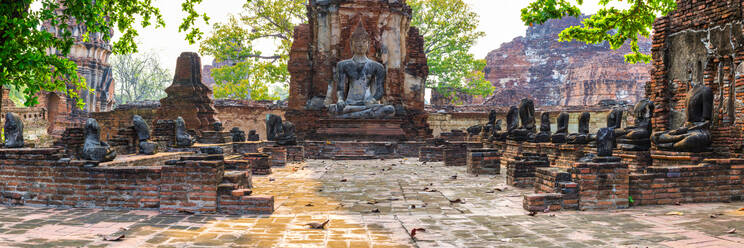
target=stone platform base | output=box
[0,148,274,214]
[419,146,444,162]
[506,153,550,188]
[569,157,629,210]
[444,142,483,166]
[618,150,651,172]
[259,146,287,167]
[650,150,715,167]
[467,148,501,175]
[303,141,425,160]
[630,158,744,206]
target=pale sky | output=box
[127,0,626,73]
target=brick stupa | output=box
[159,52,218,132]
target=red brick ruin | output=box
[1,0,744,216]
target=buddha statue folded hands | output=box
[327,20,395,119]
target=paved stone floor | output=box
[1,159,744,247]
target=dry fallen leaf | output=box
[307,220,330,229]
[728,228,737,234]
[665,211,684,216]
[410,228,426,238]
[99,228,127,241]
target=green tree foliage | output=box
[521,0,677,63]
[199,0,306,100]
[0,0,207,109]
[111,51,171,105]
[408,0,494,104]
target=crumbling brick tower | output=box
[286,0,432,141]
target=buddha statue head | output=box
[351,19,370,57]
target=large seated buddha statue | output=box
[651,82,713,152]
[327,21,395,119]
[616,99,654,151]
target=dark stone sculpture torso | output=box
[82,118,117,162]
[535,112,551,142]
[266,114,297,146]
[467,125,483,136]
[483,110,497,139]
[327,21,394,119]
[616,100,654,151]
[3,112,23,148]
[508,99,536,142]
[248,130,260,141]
[551,112,569,143]
[175,116,196,147]
[596,128,615,157]
[567,112,591,144]
[231,127,246,142]
[607,108,623,129]
[652,83,713,152]
[133,115,157,155]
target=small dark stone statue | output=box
[596,127,615,157]
[248,130,260,141]
[133,115,157,155]
[266,114,297,146]
[482,110,497,140]
[652,82,713,152]
[535,112,551,143]
[508,99,536,142]
[212,122,224,132]
[231,127,246,142]
[467,124,483,136]
[3,112,24,148]
[567,112,591,144]
[551,112,570,143]
[175,117,196,147]
[491,119,506,141]
[616,99,654,151]
[494,106,519,141]
[82,118,117,162]
[607,108,623,129]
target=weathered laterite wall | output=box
[649,0,744,156]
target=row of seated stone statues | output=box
[474,82,713,153]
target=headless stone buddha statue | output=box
[607,108,623,130]
[82,118,117,162]
[551,112,569,143]
[266,114,297,146]
[567,112,591,144]
[508,99,536,142]
[616,99,654,151]
[327,20,395,119]
[247,130,260,141]
[175,117,196,147]
[596,128,615,157]
[482,110,497,140]
[535,112,551,143]
[651,81,713,152]
[231,127,246,142]
[3,112,24,148]
[496,107,519,141]
[491,119,505,141]
[133,115,157,155]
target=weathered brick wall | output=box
[648,0,744,155]
[91,100,283,143]
[0,148,161,209]
[160,158,223,213]
[630,159,744,206]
